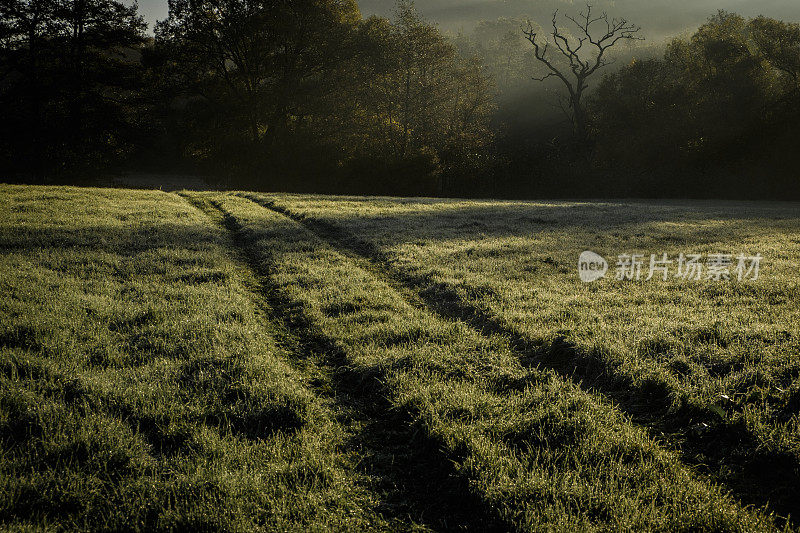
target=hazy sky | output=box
[133,0,800,37]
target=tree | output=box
[155,0,360,156]
[523,4,642,143]
[456,17,530,95]
[749,16,800,87]
[0,0,146,176]
[588,11,800,198]
[349,2,495,194]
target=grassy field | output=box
[1,185,798,530]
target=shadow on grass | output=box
[252,194,800,528]
[0,217,310,457]
[186,194,504,532]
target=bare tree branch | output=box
[532,71,558,82]
[523,3,643,141]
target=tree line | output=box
[590,12,800,198]
[1,0,799,199]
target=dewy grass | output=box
[259,193,800,522]
[1,185,794,530]
[203,192,776,531]
[0,185,394,530]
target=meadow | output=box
[1,184,798,531]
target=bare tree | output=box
[524,5,642,142]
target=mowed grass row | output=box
[0,185,392,530]
[259,194,800,518]
[206,192,776,531]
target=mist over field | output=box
[360,0,800,35]
[135,0,800,36]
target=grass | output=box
[255,193,800,523]
[0,185,394,530]
[1,184,797,530]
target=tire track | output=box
[246,192,798,528]
[181,192,502,532]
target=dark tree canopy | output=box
[150,0,494,194]
[0,0,146,176]
[155,0,360,146]
[589,11,800,198]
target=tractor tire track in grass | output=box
[217,192,774,531]
[250,193,799,527]
[182,193,499,532]
[0,186,391,530]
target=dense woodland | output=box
[1,0,799,198]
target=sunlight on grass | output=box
[0,185,388,530]
[264,192,800,523]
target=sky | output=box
[133,0,800,38]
